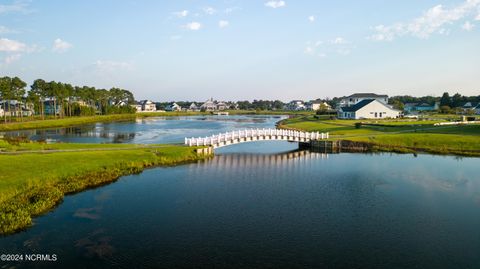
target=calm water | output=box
[2,115,286,144]
[1,116,480,269]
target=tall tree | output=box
[440,92,451,107]
[0,77,12,122]
[11,77,27,121]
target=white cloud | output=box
[219,20,229,28]
[93,60,132,73]
[331,37,347,44]
[304,46,314,55]
[183,22,202,30]
[476,12,480,20]
[305,37,354,58]
[308,16,315,22]
[265,1,286,9]
[203,7,216,15]
[369,0,480,41]
[462,21,475,30]
[225,7,240,14]
[52,38,72,53]
[0,38,26,52]
[173,10,189,18]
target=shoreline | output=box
[0,144,212,235]
[276,116,480,157]
[0,111,310,132]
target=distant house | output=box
[136,100,157,112]
[338,99,401,119]
[475,104,480,115]
[403,102,439,113]
[132,104,142,112]
[188,102,200,111]
[416,102,439,112]
[0,100,34,117]
[200,99,217,111]
[306,100,331,111]
[165,102,182,112]
[216,101,228,111]
[285,100,306,111]
[461,102,479,114]
[42,98,62,115]
[338,93,388,107]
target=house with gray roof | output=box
[338,93,388,107]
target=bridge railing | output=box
[184,128,329,147]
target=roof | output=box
[417,103,433,107]
[347,93,388,98]
[340,99,376,112]
[462,102,478,108]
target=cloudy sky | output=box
[1,0,479,101]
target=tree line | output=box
[0,76,136,122]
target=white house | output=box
[216,101,228,111]
[137,100,157,112]
[165,102,182,111]
[306,100,331,111]
[339,93,388,107]
[188,102,200,111]
[338,99,401,119]
[285,100,306,111]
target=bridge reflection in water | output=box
[187,149,332,179]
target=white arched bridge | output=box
[184,128,329,148]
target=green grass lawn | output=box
[0,142,209,234]
[279,115,480,156]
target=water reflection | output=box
[2,115,285,144]
[0,152,479,269]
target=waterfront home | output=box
[43,98,62,115]
[188,102,200,111]
[216,101,228,111]
[285,100,306,111]
[306,100,332,111]
[338,93,388,107]
[201,99,216,111]
[337,99,401,119]
[0,100,35,117]
[132,103,142,112]
[165,102,182,112]
[136,100,157,112]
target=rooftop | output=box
[341,99,376,112]
[347,93,388,98]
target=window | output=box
[375,112,378,117]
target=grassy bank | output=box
[279,115,480,156]
[0,142,210,235]
[0,110,311,132]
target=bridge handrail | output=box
[184,128,329,147]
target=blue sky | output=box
[0,0,479,101]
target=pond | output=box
[1,116,479,269]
